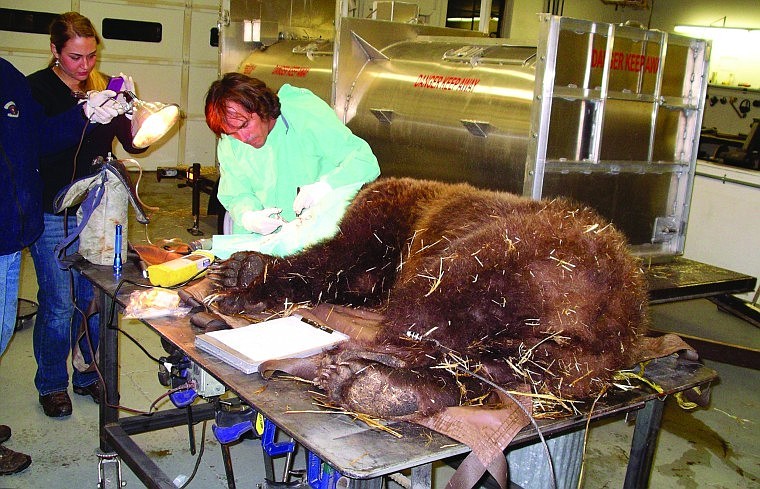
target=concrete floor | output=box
[0,173,758,488]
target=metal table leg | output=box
[100,291,120,452]
[187,163,203,236]
[411,464,432,489]
[349,478,384,489]
[624,397,665,489]
[221,443,237,489]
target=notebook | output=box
[194,314,349,374]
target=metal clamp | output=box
[307,451,345,489]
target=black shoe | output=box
[0,425,10,444]
[0,445,32,475]
[73,381,102,404]
[38,391,73,418]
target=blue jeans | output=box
[0,251,21,357]
[30,213,99,395]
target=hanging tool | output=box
[739,98,751,117]
[729,97,750,118]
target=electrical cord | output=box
[70,265,211,418]
[58,87,214,476]
[576,388,607,489]
[178,419,208,489]
[104,277,162,363]
[99,271,212,486]
[454,365,558,489]
[76,274,210,483]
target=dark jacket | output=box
[27,67,147,213]
[0,57,89,254]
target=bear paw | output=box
[207,251,267,289]
[315,349,458,418]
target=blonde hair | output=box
[48,11,107,91]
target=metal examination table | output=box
[77,257,754,489]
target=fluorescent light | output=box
[674,25,752,39]
[675,25,760,87]
[446,17,499,22]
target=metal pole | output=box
[100,292,119,452]
[624,398,665,488]
[479,0,492,34]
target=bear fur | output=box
[209,177,648,418]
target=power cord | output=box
[76,268,212,416]
[178,420,208,489]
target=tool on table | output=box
[113,224,123,277]
[126,242,149,278]
[307,452,345,489]
[157,346,225,456]
[145,250,214,287]
[188,238,213,251]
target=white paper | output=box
[194,314,349,373]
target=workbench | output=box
[77,258,748,489]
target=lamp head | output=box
[129,97,180,149]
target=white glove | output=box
[82,90,122,124]
[115,73,135,119]
[241,208,285,235]
[293,181,331,215]
[120,72,135,94]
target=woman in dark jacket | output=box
[27,12,147,418]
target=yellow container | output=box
[146,250,215,287]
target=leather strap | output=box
[259,356,323,381]
[416,392,532,489]
[446,451,509,489]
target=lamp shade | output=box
[130,99,181,149]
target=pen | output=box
[299,316,335,334]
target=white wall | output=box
[658,1,760,89]
[5,0,759,169]
[509,0,650,40]
[0,0,220,171]
[509,0,760,34]
[685,162,760,301]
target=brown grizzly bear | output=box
[208,177,648,418]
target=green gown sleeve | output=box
[216,136,265,233]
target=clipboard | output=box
[194,314,349,374]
